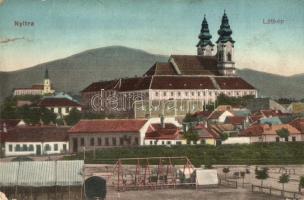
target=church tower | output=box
[216,11,236,76]
[197,15,214,56]
[43,68,52,94]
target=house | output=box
[240,124,302,143]
[287,102,304,114]
[207,110,234,123]
[68,119,149,152]
[224,116,249,130]
[38,97,82,116]
[81,12,257,116]
[144,123,185,145]
[194,124,219,145]
[4,126,69,156]
[289,118,304,133]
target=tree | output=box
[183,128,199,144]
[17,106,40,125]
[279,173,290,194]
[220,133,229,141]
[222,167,230,180]
[64,108,82,126]
[40,108,56,125]
[276,128,290,140]
[255,167,269,187]
[299,176,304,193]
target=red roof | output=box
[289,118,304,133]
[145,123,181,140]
[39,98,81,107]
[170,55,219,75]
[215,77,255,90]
[241,124,301,137]
[225,116,246,125]
[194,124,220,139]
[5,126,69,142]
[144,62,177,76]
[0,119,22,130]
[69,119,148,134]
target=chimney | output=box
[160,115,165,129]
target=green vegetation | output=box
[299,176,304,193]
[255,167,269,187]
[222,167,230,179]
[64,108,82,125]
[216,93,255,107]
[278,173,290,192]
[276,128,290,139]
[65,142,304,167]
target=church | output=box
[81,12,257,115]
[13,69,55,96]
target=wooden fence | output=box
[251,184,302,199]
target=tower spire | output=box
[197,15,214,56]
[216,11,235,43]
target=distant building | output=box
[4,126,69,156]
[246,98,288,113]
[81,12,257,116]
[38,97,82,116]
[13,69,55,96]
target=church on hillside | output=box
[81,12,257,115]
[13,69,55,96]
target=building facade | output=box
[38,97,82,116]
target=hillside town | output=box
[1,11,304,200]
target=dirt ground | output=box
[106,188,284,200]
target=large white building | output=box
[81,12,257,115]
[13,69,55,96]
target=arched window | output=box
[227,52,232,61]
[218,51,224,61]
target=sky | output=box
[0,0,303,75]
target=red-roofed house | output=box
[289,118,304,133]
[38,97,82,116]
[240,124,302,143]
[4,126,69,156]
[68,119,150,152]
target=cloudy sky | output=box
[0,0,303,75]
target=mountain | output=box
[0,46,303,102]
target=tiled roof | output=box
[150,76,216,90]
[194,124,219,139]
[5,126,69,142]
[144,62,177,76]
[145,123,181,140]
[81,80,118,93]
[39,98,81,107]
[31,84,44,89]
[68,119,148,134]
[289,118,304,133]
[214,77,255,90]
[0,119,22,129]
[119,77,152,91]
[241,124,301,137]
[225,116,246,125]
[170,55,219,75]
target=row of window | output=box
[9,143,66,152]
[154,90,255,97]
[50,107,70,114]
[78,136,139,147]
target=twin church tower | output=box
[197,11,235,76]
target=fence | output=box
[251,184,301,199]
[218,178,238,188]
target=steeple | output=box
[197,15,214,56]
[216,10,235,44]
[216,11,236,76]
[44,68,49,79]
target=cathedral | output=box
[81,12,257,115]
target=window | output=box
[29,145,34,151]
[203,91,206,96]
[98,138,102,146]
[120,137,124,145]
[227,52,232,61]
[150,141,153,145]
[285,137,289,142]
[80,138,85,146]
[292,137,296,142]
[276,137,280,142]
[90,138,95,146]
[22,144,27,151]
[185,92,188,96]
[54,144,58,151]
[134,137,139,145]
[176,141,182,145]
[171,92,174,96]
[218,51,224,61]
[9,145,12,152]
[178,92,181,96]
[105,138,109,146]
[163,92,166,96]
[191,92,194,96]
[209,91,212,96]
[198,92,200,96]
[112,137,116,146]
[167,141,171,145]
[44,144,51,151]
[15,145,21,151]
[155,92,159,97]
[63,144,67,152]
[162,141,165,145]
[58,107,62,114]
[65,107,69,113]
[154,141,157,145]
